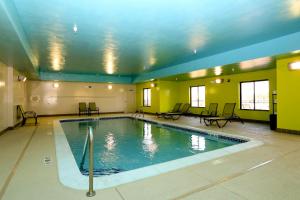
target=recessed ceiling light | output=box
[108,84,113,90]
[193,49,197,54]
[214,66,222,76]
[215,78,223,84]
[53,83,59,88]
[73,24,78,33]
[289,61,300,70]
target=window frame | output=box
[240,79,270,111]
[190,85,206,108]
[143,88,151,107]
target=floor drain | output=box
[43,156,52,166]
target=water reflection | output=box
[103,33,118,74]
[239,57,271,70]
[189,25,209,52]
[142,123,158,157]
[189,69,207,79]
[100,132,117,164]
[48,35,65,71]
[191,135,205,151]
[105,132,116,151]
[287,0,300,18]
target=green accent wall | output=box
[136,81,179,113]
[136,69,276,121]
[277,56,300,131]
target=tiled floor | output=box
[0,114,300,200]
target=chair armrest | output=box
[24,111,37,117]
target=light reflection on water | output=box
[191,135,205,151]
[142,123,158,158]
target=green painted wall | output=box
[277,56,300,131]
[136,81,160,113]
[136,81,179,113]
[178,69,276,121]
[136,69,276,121]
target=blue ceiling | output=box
[1,0,300,83]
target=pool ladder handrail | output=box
[81,126,96,197]
[132,106,144,118]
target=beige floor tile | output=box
[117,168,211,200]
[221,158,300,200]
[179,186,247,200]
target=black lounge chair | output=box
[79,102,88,116]
[17,105,38,126]
[164,103,191,120]
[156,103,182,118]
[198,103,218,123]
[204,103,241,128]
[88,102,100,115]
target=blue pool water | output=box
[61,117,244,176]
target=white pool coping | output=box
[53,115,263,190]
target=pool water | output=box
[61,117,241,176]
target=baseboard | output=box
[37,111,125,117]
[0,127,10,136]
[239,118,269,124]
[0,121,23,136]
[276,128,300,135]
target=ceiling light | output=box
[53,83,59,88]
[214,66,222,76]
[289,61,300,70]
[150,83,156,88]
[193,49,197,54]
[215,78,224,84]
[108,84,113,90]
[73,24,78,33]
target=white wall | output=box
[26,81,136,115]
[0,63,26,132]
[12,68,27,125]
[0,62,8,132]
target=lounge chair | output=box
[79,102,88,116]
[156,103,182,118]
[164,103,191,120]
[88,102,100,115]
[198,103,218,123]
[203,103,239,128]
[17,105,38,126]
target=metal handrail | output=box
[86,126,96,197]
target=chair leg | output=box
[22,118,26,126]
[219,119,230,128]
[35,117,38,125]
[203,119,210,126]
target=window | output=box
[240,80,269,110]
[190,86,205,107]
[143,88,151,107]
